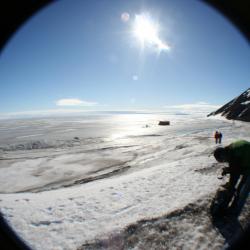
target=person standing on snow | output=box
[213,140,250,214]
[214,131,219,144]
[218,132,223,144]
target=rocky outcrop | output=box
[208,88,250,122]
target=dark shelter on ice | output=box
[158,121,170,126]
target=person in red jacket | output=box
[214,131,219,144]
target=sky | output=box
[0,0,249,117]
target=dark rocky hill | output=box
[207,88,250,122]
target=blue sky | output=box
[0,0,249,117]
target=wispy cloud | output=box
[0,109,92,119]
[56,98,97,107]
[0,108,153,119]
[163,102,221,114]
[0,102,222,119]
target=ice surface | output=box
[0,114,250,250]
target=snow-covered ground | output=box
[0,114,249,250]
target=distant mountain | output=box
[208,88,250,122]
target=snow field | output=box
[0,115,250,250]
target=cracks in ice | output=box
[31,220,63,227]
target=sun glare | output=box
[133,14,170,52]
[134,15,158,43]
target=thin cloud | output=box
[0,109,91,119]
[163,102,221,114]
[56,98,97,107]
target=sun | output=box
[132,13,170,52]
[133,14,158,44]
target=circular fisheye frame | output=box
[0,1,249,250]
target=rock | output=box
[208,88,250,122]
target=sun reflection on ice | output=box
[108,114,157,140]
